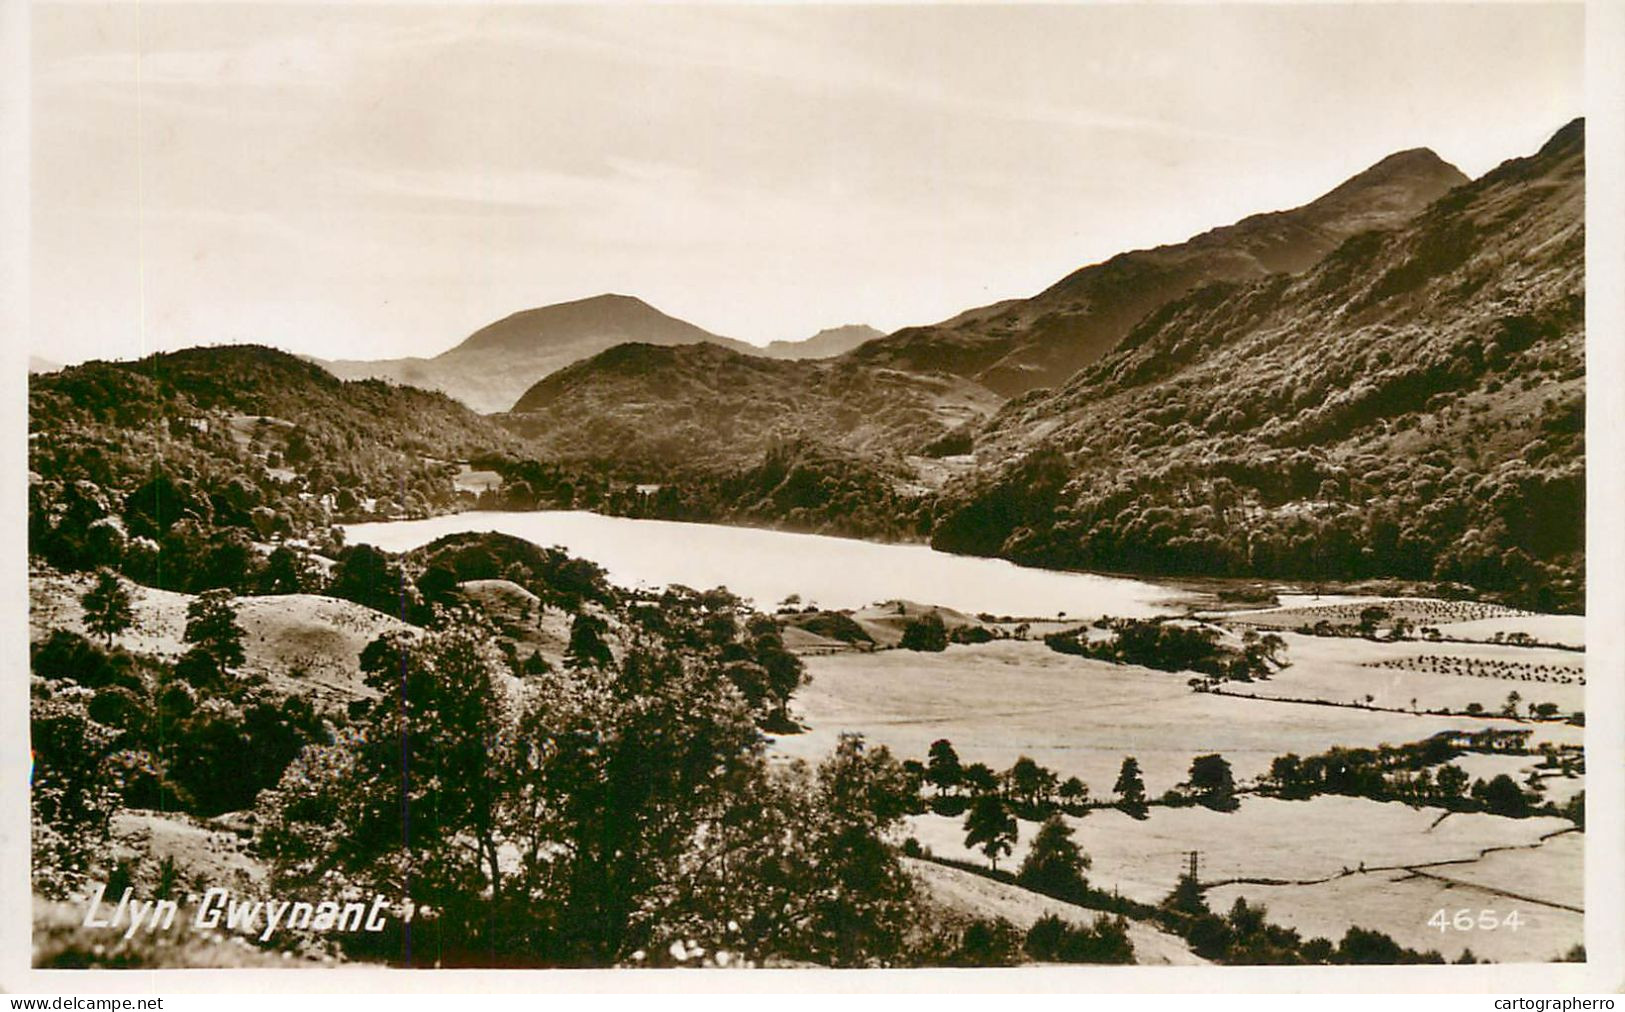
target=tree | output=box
[327,543,414,618]
[1357,606,1390,637]
[415,565,460,605]
[1502,691,1523,719]
[263,611,931,968]
[961,762,998,797]
[1016,814,1090,899]
[31,698,122,896]
[1058,776,1090,814]
[1434,763,1470,802]
[1563,790,1585,828]
[261,620,524,957]
[84,518,127,569]
[926,739,963,797]
[1266,753,1311,799]
[1004,756,1058,810]
[1480,773,1529,817]
[1161,871,1208,918]
[899,612,948,652]
[773,735,918,966]
[260,545,313,595]
[80,569,134,647]
[746,617,806,727]
[1187,754,1236,810]
[565,613,614,669]
[1113,756,1147,808]
[963,794,1018,872]
[183,588,245,673]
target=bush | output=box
[1024,913,1135,964]
[32,630,131,688]
[949,625,995,645]
[955,917,1024,966]
[900,612,949,652]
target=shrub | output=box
[900,612,949,652]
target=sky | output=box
[28,1,1584,365]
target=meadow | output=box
[772,598,1586,962]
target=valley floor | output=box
[770,597,1587,963]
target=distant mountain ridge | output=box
[847,147,1469,396]
[321,296,888,413]
[760,324,886,360]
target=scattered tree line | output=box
[1258,732,1584,823]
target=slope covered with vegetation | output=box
[29,345,522,588]
[931,120,1584,610]
[502,340,1000,474]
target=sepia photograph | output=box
[7,0,1620,992]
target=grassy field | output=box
[906,798,1580,962]
[1433,615,1585,648]
[904,798,1569,904]
[1429,828,1584,911]
[1203,853,1582,964]
[774,639,1575,794]
[1214,632,1585,716]
[778,598,1585,963]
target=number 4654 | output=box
[1428,909,1524,932]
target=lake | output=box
[341,510,1182,618]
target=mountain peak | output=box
[850,135,1471,397]
[1309,146,1468,212]
[449,293,725,359]
[1538,117,1584,159]
[574,292,652,308]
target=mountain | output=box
[501,341,1001,475]
[929,119,1584,611]
[759,324,887,360]
[848,148,1469,396]
[321,294,760,414]
[29,355,61,375]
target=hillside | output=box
[930,120,1584,610]
[321,293,760,413]
[848,148,1468,396]
[30,568,410,704]
[502,340,1002,474]
[28,345,522,579]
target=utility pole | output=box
[1187,850,1201,884]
